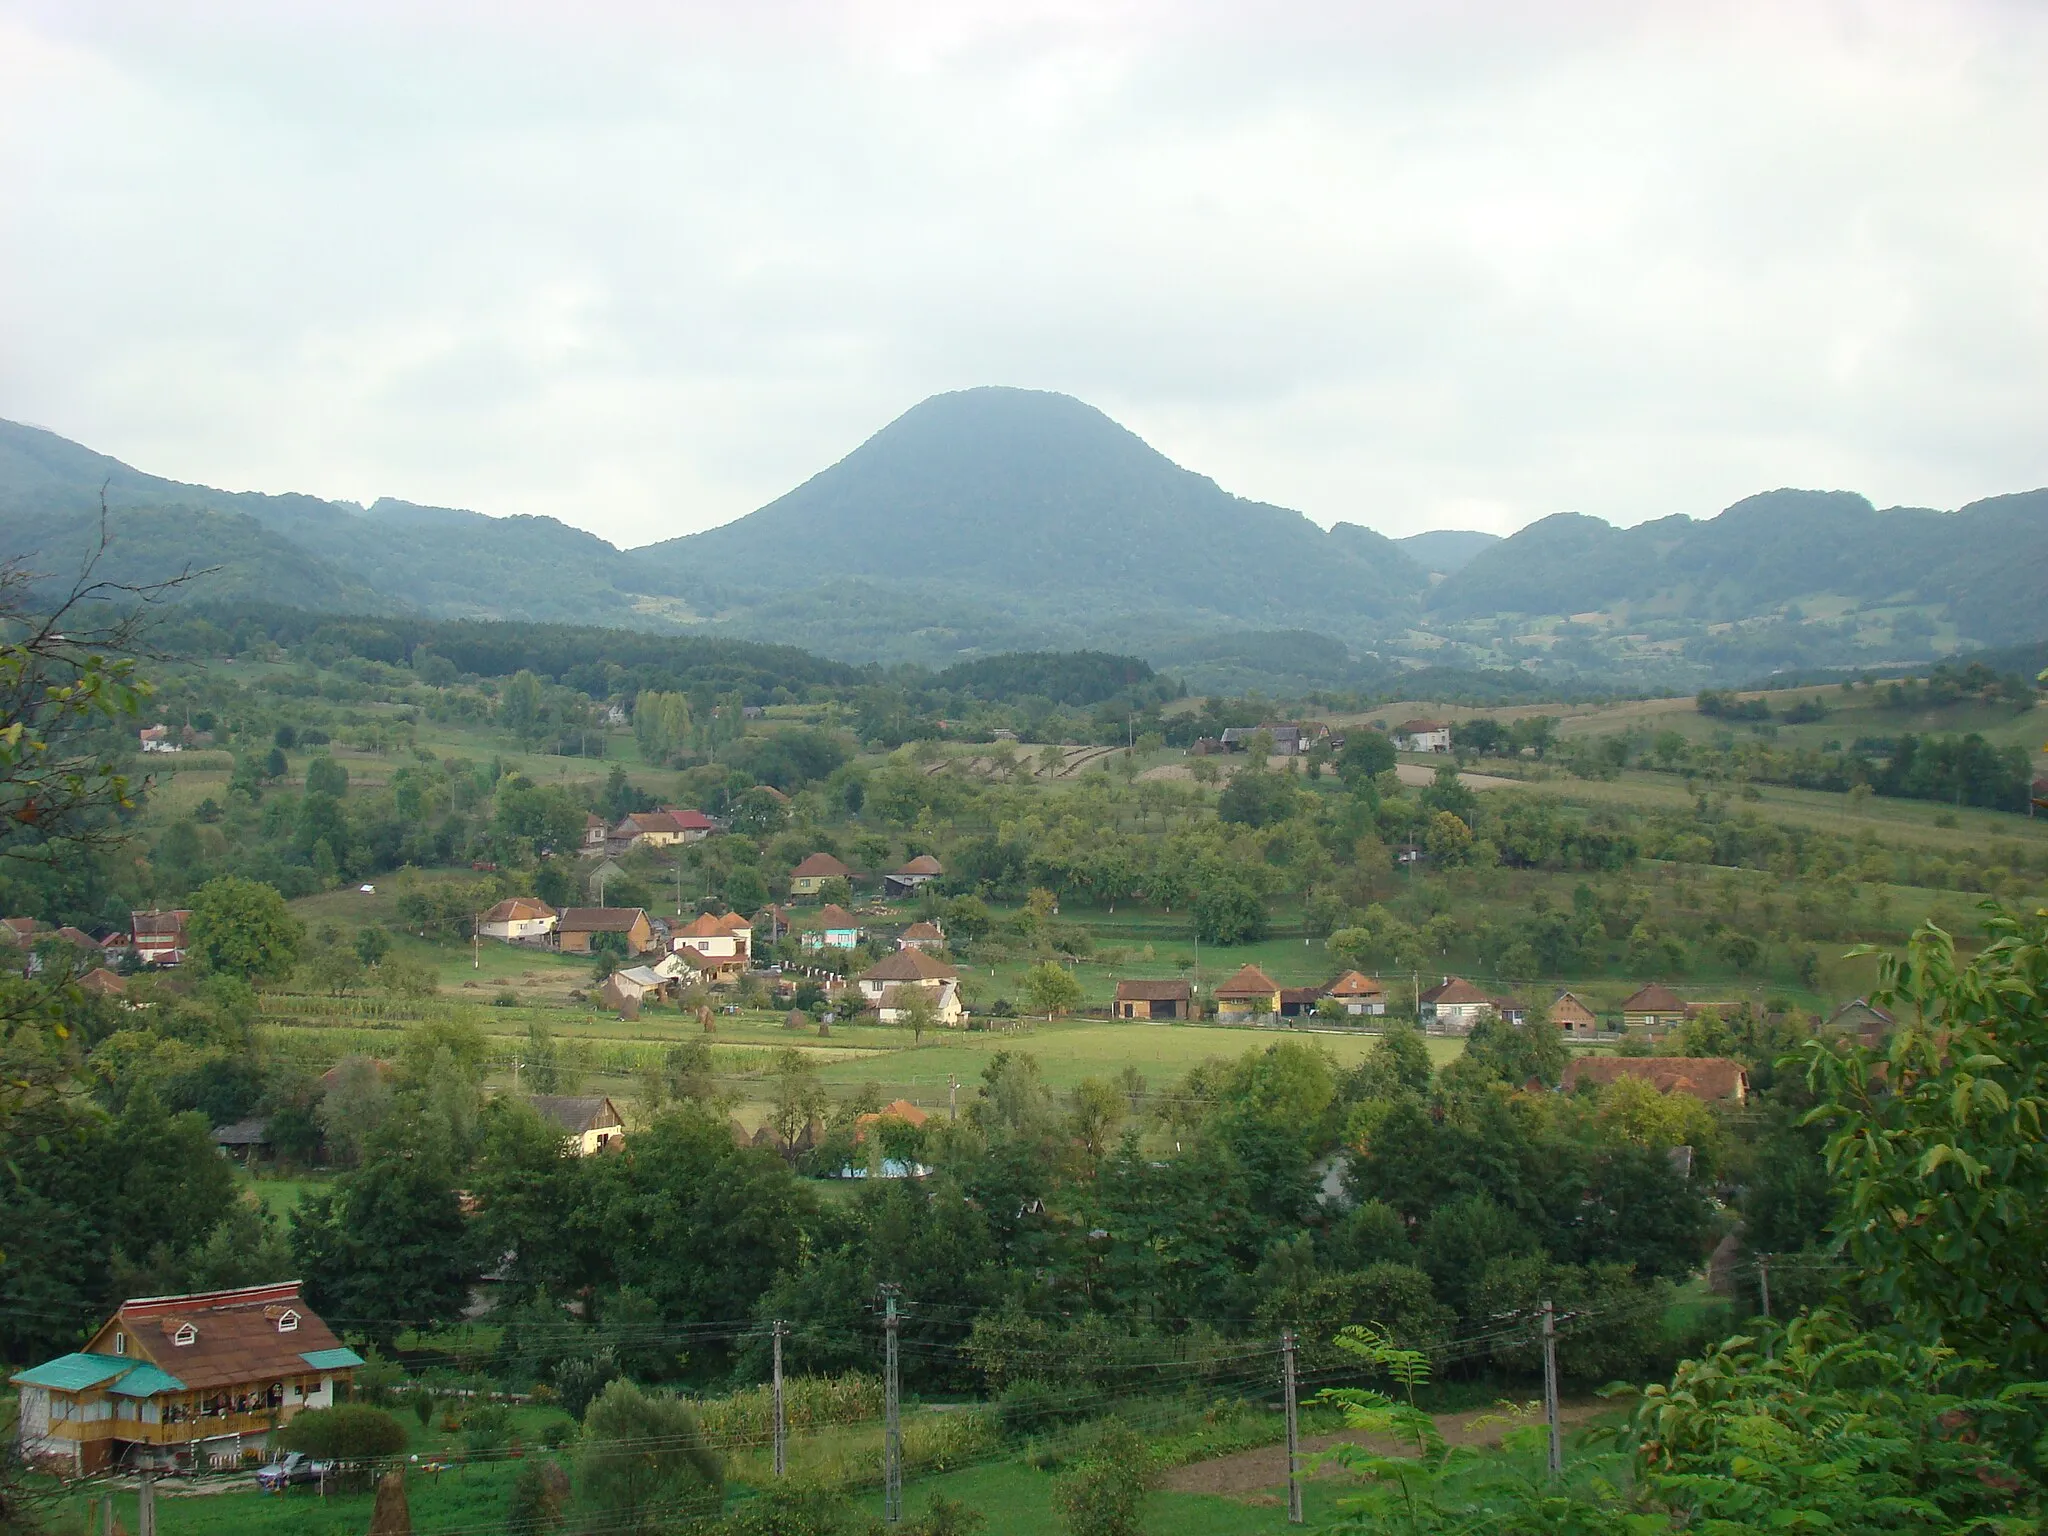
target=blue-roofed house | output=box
[10,1282,361,1474]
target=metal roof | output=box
[108,1361,186,1397]
[11,1353,132,1391]
[300,1347,366,1371]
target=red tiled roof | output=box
[814,904,858,928]
[893,855,943,877]
[481,898,556,923]
[1562,1056,1749,1102]
[663,808,716,831]
[1215,963,1280,998]
[558,907,649,932]
[1324,971,1384,998]
[900,921,945,941]
[860,949,958,983]
[791,853,853,879]
[131,910,191,940]
[1420,977,1495,1006]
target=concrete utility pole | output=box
[948,1075,959,1122]
[772,1319,788,1478]
[1541,1301,1562,1480]
[138,1472,157,1536]
[881,1288,903,1524]
[1758,1254,1773,1321]
[1281,1330,1303,1525]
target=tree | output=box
[1217,770,1298,828]
[770,1048,828,1149]
[1052,1419,1154,1536]
[1192,878,1266,945]
[291,1149,471,1349]
[1810,905,2048,1382]
[897,986,938,1044]
[1422,810,1473,865]
[185,875,304,981]
[277,1404,407,1461]
[1337,730,1396,787]
[304,755,349,798]
[1020,961,1083,1020]
[1068,1078,1125,1159]
[577,1380,723,1534]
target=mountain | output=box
[636,387,1433,623]
[1428,487,2048,647]
[2,399,2044,685]
[1398,528,1499,575]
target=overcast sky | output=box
[3,1,2043,549]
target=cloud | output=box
[0,0,2042,546]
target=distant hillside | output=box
[1398,528,1499,574]
[1429,488,2048,647]
[636,388,1434,623]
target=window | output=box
[172,1323,197,1347]
[113,1333,126,1355]
[276,1309,300,1333]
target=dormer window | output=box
[276,1310,300,1333]
[172,1323,197,1347]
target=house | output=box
[798,904,863,951]
[1393,719,1452,753]
[897,921,947,952]
[753,905,793,944]
[1214,964,1283,1021]
[210,1118,272,1162]
[9,1282,362,1474]
[600,964,672,1014]
[1824,997,1895,1049]
[555,907,656,955]
[1619,984,1690,1032]
[478,898,559,943]
[1323,971,1387,1016]
[1548,991,1600,1034]
[1219,722,1330,757]
[856,949,962,1024]
[1113,979,1192,1021]
[583,813,609,849]
[672,911,753,979]
[79,967,128,999]
[789,852,854,898]
[1418,976,1517,1032]
[611,809,711,849]
[883,855,944,899]
[1562,1056,1750,1105]
[130,910,192,967]
[650,951,702,984]
[528,1094,627,1154]
[853,1098,930,1144]
[138,724,180,754]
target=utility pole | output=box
[1281,1330,1303,1525]
[473,915,480,970]
[1541,1301,1562,1480]
[1758,1254,1773,1321]
[772,1319,788,1478]
[138,1472,157,1536]
[948,1074,959,1122]
[881,1287,903,1524]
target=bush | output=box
[463,1399,513,1454]
[276,1404,407,1461]
[578,1380,723,1532]
[998,1379,1094,1438]
[1052,1419,1154,1536]
[506,1458,571,1535]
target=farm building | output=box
[1112,979,1193,1020]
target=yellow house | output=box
[11,1282,361,1474]
[788,852,853,898]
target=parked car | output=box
[254,1451,331,1491]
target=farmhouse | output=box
[478,897,558,943]
[856,949,962,1024]
[799,904,863,951]
[672,911,753,978]
[1393,719,1452,753]
[556,907,656,955]
[612,808,714,849]
[1418,976,1520,1032]
[1562,1056,1750,1105]
[79,967,127,999]
[897,921,946,952]
[1214,964,1283,1021]
[1112,979,1192,1021]
[1824,997,1895,1048]
[1619,984,1690,1032]
[1548,991,1600,1034]
[1323,971,1387,1016]
[600,964,673,1016]
[883,855,944,898]
[1218,722,1329,757]
[130,909,191,967]
[789,852,854,897]
[529,1094,627,1154]
[10,1282,362,1474]
[583,813,609,849]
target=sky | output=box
[2,1,2044,549]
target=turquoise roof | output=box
[300,1347,364,1371]
[108,1362,185,1397]
[11,1353,131,1391]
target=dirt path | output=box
[1162,1402,1603,1497]
[1393,763,1520,791]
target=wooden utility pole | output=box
[138,1472,157,1536]
[1281,1330,1303,1524]
[1541,1301,1562,1480]
[772,1319,788,1478]
[881,1288,902,1523]
[1758,1254,1773,1320]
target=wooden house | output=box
[1619,984,1690,1032]
[10,1282,361,1474]
[529,1094,627,1154]
[883,855,944,898]
[556,907,656,955]
[1548,991,1600,1034]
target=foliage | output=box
[506,1458,572,1535]
[276,1404,408,1461]
[576,1379,724,1534]
[1051,1419,1155,1536]
[1019,961,1084,1019]
[184,873,305,979]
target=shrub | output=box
[463,1399,513,1454]
[277,1404,407,1461]
[1051,1419,1154,1536]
